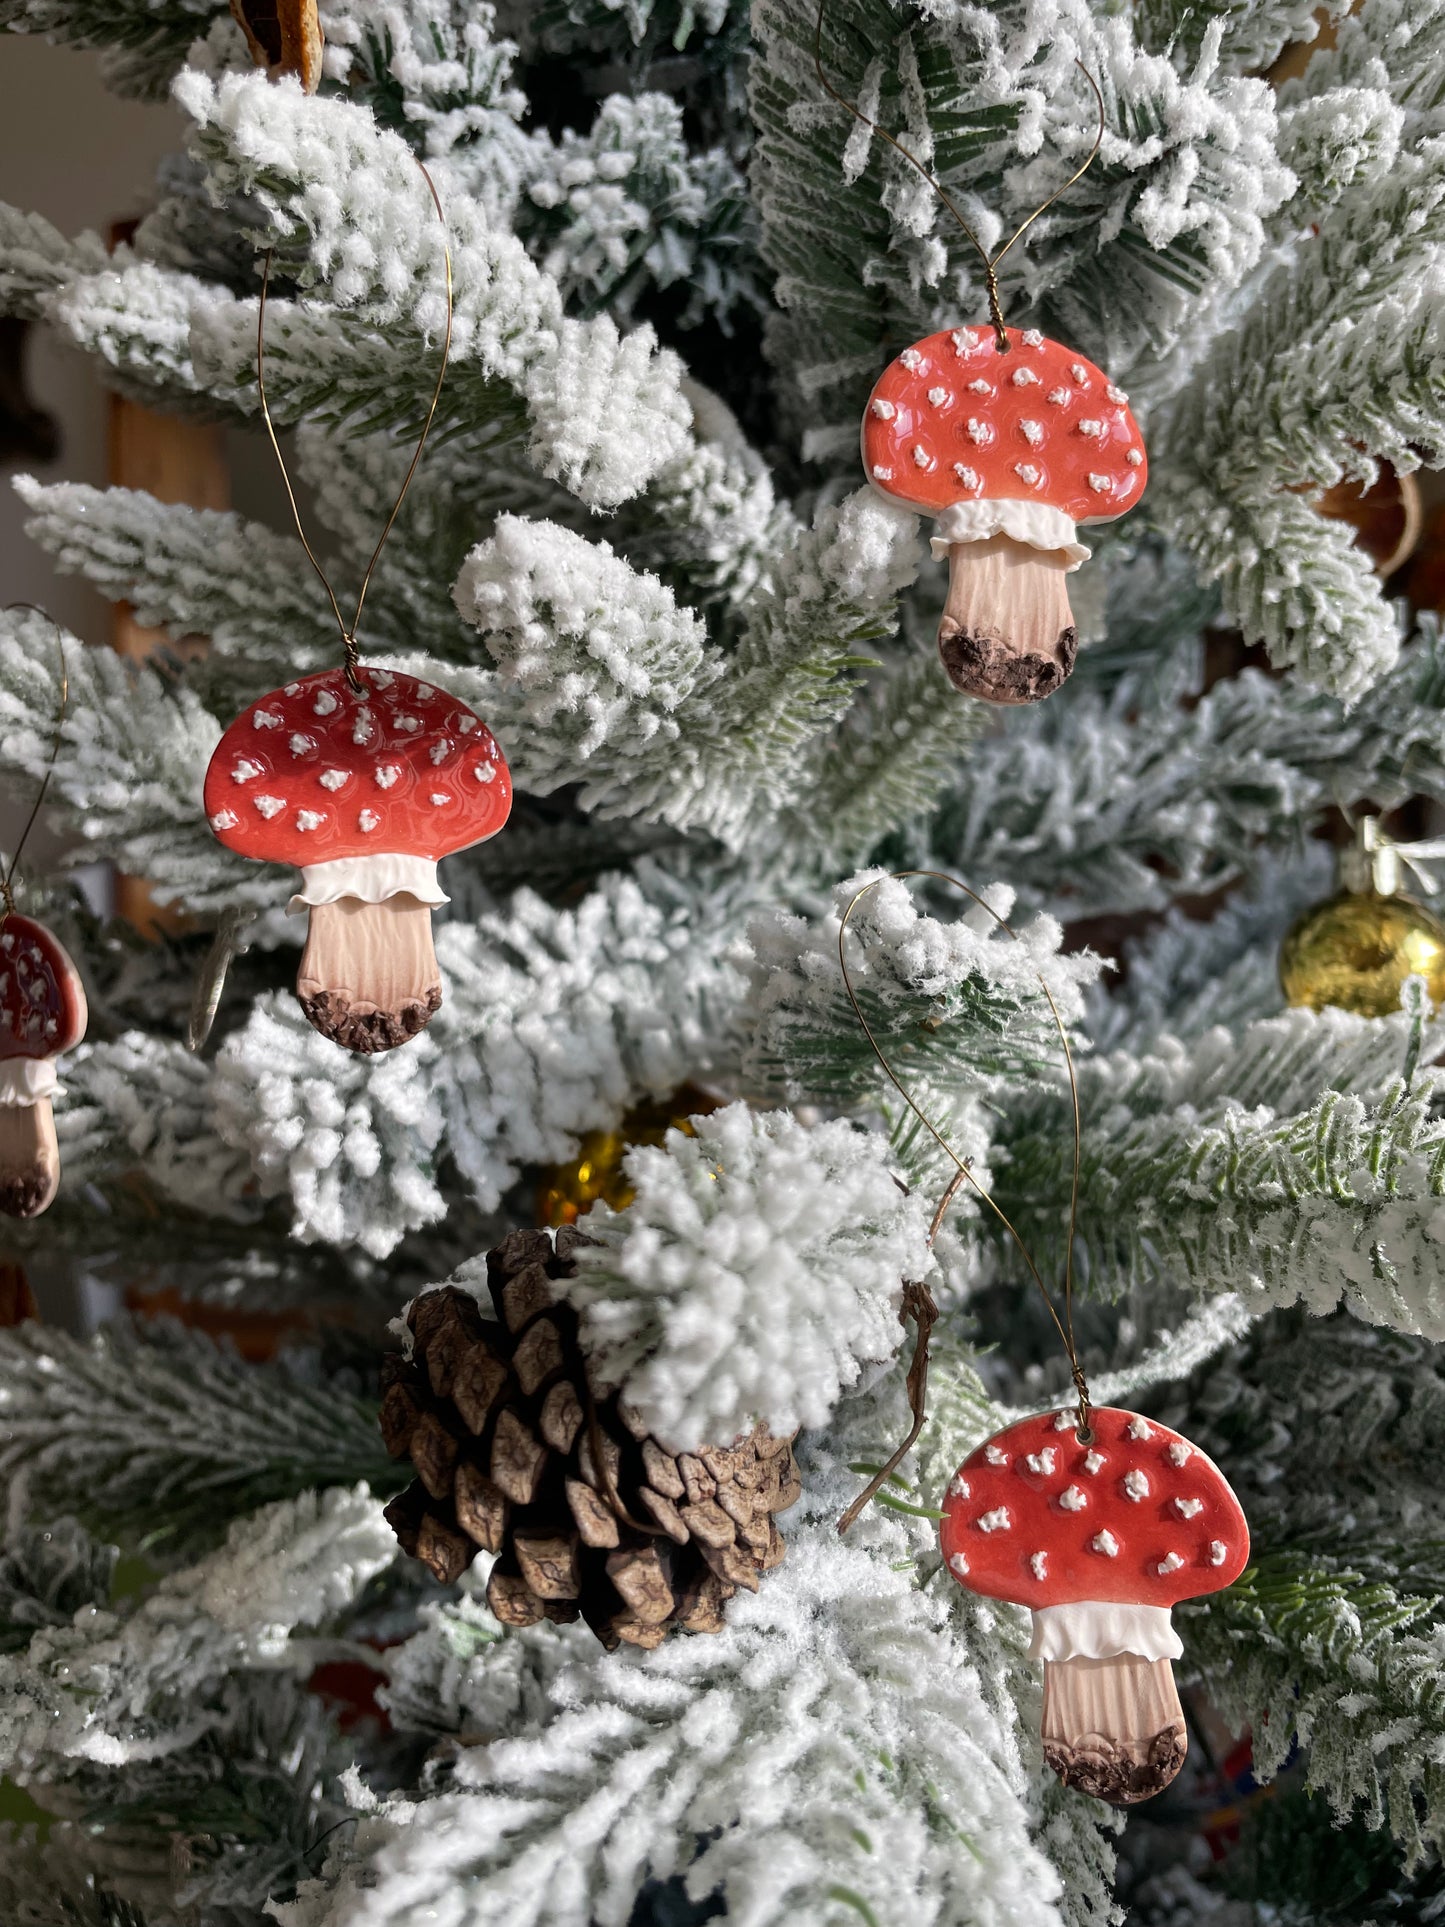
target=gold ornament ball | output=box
[537,1084,720,1228]
[1279,889,1445,1017]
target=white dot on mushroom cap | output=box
[1058,1485,1087,1511]
[1078,419,1103,438]
[415,684,435,700]
[1020,420,1043,446]
[950,329,979,354]
[1030,1551,1048,1581]
[1127,448,1144,466]
[429,741,452,765]
[283,682,301,696]
[295,810,325,832]
[966,378,993,396]
[1167,1442,1193,1467]
[948,1551,969,1576]
[352,711,375,745]
[359,809,380,832]
[984,1445,1008,1467]
[253,709,282,730]
[1022,328,1044,348]
[209,809,238,832]
[911,445,933,469]
[457,716,478,735]
[1175,1497,1204,1519]
[948,1475,970,1499]
[1209,1540,1228,1566]
[318,770,348,791]
[1046,386,1070,405]
[1157,1552,1185,1576]
[1092,1530,1120,1557]
[1123,1470,1150,1501]
[368,669,394,689]
[1023,1448,1057,1475]
[952,464,980,488]
[1088,473,1113,494]
[965,418,992,445]
[253,795,285,818]
[1083,1450,1106,1476]
[899,348,924,371]
[1014,463,1042,487]
[869,398,896,420]
[927,386,949,406]
[231,759,263,784]
[871,463,894,482]
[977,1508,1011,1532]
[429,792,451,806]
[1011,367,1040,386]
[313,690,339,717]
[475,762,497,782]
[394,714,421,733]
[1127,1418,1154,1440]
[1107,384,1129,404]
[1071,363,1089,385]
[375,766,401,789]
[289,733,314,757]
[1053,1412,1076,1432]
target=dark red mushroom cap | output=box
[939,1407,1248,1611]
[203,667,512,870]
[0,914,87,1061]
[861,327,1147,528]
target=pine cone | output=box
[380,1227,802,1651]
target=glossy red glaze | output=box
[203,667,511,869]
[0,913,87,1061]
[861,326,1147,525]
[939,1406,1248,1610]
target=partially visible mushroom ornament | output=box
[0,912,86,1218]
[862,326,1147,703]
[205,667,511,1053]
[940,1406,1249,1805]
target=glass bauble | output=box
[1279,888,1445,1016]
[536,1084,720,1227]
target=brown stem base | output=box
[938,534,1078,704]
[1041,1653,1187,1806]
[297,894,442,1055]
[0,1096,60,1219]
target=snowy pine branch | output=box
[557,1103,932,1448]
[0,1320,395,1556]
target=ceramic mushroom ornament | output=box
[941,1406,1249,1805]
[205,667,511,1053]
[0,912,86,1217]
[863,326,1147,703]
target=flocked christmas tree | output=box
[3,0,1445,1917]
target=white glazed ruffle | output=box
[288,853,449,914]
[930,499,1090,570]
[0,1057,58,1108]
[1028,1601,1183,1664]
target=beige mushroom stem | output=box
[0,1088,60,1219]
[937,534,1078,705]
[1040,1653,1187,1806]
[297,893,442,1055]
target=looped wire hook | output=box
[835,870,1090,1534]
[0,604,70,929]
[812,2,1106,350]
[255,157,454,683]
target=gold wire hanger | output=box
[0,604,70,929]
[812,1,1105,352]
[255,159,454,694]
[835,869,1089,1534]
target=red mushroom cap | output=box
[861,327,1147,526]
[939,1407,1248,1611]
[203,668,512,870]
[0,914,87,1061]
